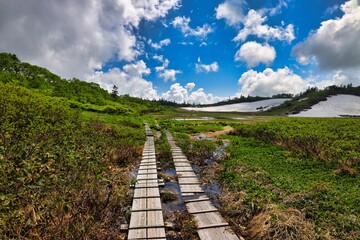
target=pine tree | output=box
[111,85,118,98]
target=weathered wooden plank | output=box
[174,162,192,167]
[197,223,229,229]
[194,211,227,228]
[129,211,147,228]
[137,174,158,180]
[198,227,239,240]
[178,178,199,184]
[176,172,197,178]
[147,197,162,210]
[183,196,210,203]
[187,200,215,213]
[128,228,147,239]
[146,187,160,197]
[134,188,148,198]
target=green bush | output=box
[0,83,141,238]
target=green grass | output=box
[160,119,225,134]
[220,135,360,238]
[231,118,360,173]
[0,83,146,239]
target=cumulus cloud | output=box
[235,41,276,67]
[171,16,213,39]
[237,65,360,97]
[233,9,295,43]
[215,0,247,25]
[195,61,219,73]
[237,67,310,97]
[292,0,360,70]
[0,0,180,79]
[148,38,171,50]
[313,71,350,89]
[161,83,223,104]
[155,59,182,82]
[86,60,157,99]
[215,0,293,43]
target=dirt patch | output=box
[190,126,234,140]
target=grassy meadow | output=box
[1,53,359,239]
[164,118,360,239]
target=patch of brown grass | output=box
[172,211,199,240]
[244,204,316,240]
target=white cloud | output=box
[161,83,223,104]
[178,41,194,45]
[185,82,196,90]
[171,16,213,39]
[195,61,219,73]
[233,9,295,43]
[158,69,182,82]
[155,59,182,82]
[237,67,310,97]
[86,60,157,99]
[313,71,349,89]
[148,38,171,50]
[238,65,360,97]
[215,0,247,25]
[292,0,360,70]
[153,54,164,62]
[325,4,340,15]
[235,41,276,67]
[0,0,180,79]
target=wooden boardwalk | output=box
[166,132,239,240]
[128,125,166,240]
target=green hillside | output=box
[0,52,172,115]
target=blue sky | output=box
[1,0,359,103]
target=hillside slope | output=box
[183,98,289,112]
[0,52,169,115]
[291,94,360,117]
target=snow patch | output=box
[182,98,289,112]
[291,94,360,117]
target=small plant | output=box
[160,190,177,203]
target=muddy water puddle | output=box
[159,165,187,239]
[190,140,228,208]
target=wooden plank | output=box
[198,227,239,240]
[146,187,160,197]
[131,208,162,212]
[129,211,147,228]
[197,223,229,229]
[128,228,147,239]
[178,178,199,184]
[189,208,218,214]
[187,200,215,213]
[137,174,158,180]
[184,196,210,203]
[194,211,227,228]
[147,197,162,210]
[176,172,197,178]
